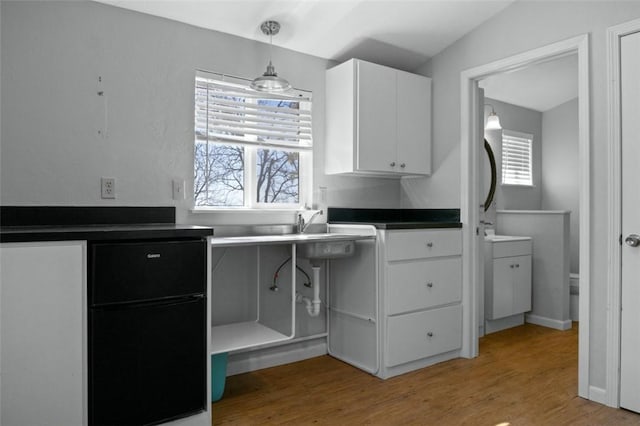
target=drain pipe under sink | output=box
[297,263,322,317]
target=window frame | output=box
[193,70,313,211]
[500,129,534,187]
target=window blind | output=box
[195,71,312,150]
[501,130,533,186]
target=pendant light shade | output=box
[251,21,291,92]
[484,104,502,130]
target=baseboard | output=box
[485,314,524,334]
[227,338,327,376]
[525,313,572,330]
[589,385,608,405]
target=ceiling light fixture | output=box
[484,104,502,130]
[251,20,291,92]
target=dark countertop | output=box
[327,207,462,230]
[353,221,462,230]
[0,224,214,243]
[0,206,213,242]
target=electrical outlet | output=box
[172,179,185,200]
[101,177,115,199]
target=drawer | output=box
[387,257,461,315]
[386,229,461,261]
[489,239,532,258]
[386,304,462,367]
[90,240,206,305]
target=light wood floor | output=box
[212,323,640,425]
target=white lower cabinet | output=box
[328,226,463,379]
[380,228,463,378]
[484,237,532,321]
[0,241,87,426]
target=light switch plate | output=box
[172,179,185,200]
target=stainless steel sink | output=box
[297,238,355,260]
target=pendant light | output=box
[484,104,502,130]
[251,20,292,92]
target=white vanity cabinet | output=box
[325,59,431,176]
[378,228,462,378]
[0,241,87,426]
[484,237,532,321]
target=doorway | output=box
[459,34,590,398]
[478,53,579,336]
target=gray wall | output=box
[483,98,542,224]
[401,1,640,392]
[0,1,401,226]
[542,98,580,274]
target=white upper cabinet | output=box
[325,59,432,176]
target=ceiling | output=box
[95,0,515,71]
[479,53,579,112]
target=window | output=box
[501,130,533,186]
[194,71,312,209]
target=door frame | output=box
[606,17,640,408]
[460,34,591,398]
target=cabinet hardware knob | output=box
[515,264,520,268]
[390,162,396,167]
[426,282,433,288]
[427,332,434,337]
[426,242,433,248]
[510,264,514,268]
[400,163,406,168]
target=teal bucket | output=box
[211,352,228,402]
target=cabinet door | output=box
[1,242,86,426]
[397,71,431,175]
[512,255,532,314]
[490,257,515,320]
[356,60,397,173]
[489,255,532,320]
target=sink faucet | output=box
[297,209,323,234]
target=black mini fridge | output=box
[88,239,207,426]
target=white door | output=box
[620,30,640,414]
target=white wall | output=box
[497,211,571,330]
[401,1,640,391]
[483,98,542,223]
[0,1,401,226]
[542,98,580,274]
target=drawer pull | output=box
[146,253,161,259]
[427,332,434,338]
[390,161,396,167]
[510,264,514,268]
[426,282,434,288]
[515,264,520,268]
[426,242,433,248]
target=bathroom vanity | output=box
[484,234,533,334]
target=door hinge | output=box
[620,234,623,245]
[476,227,480,236]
